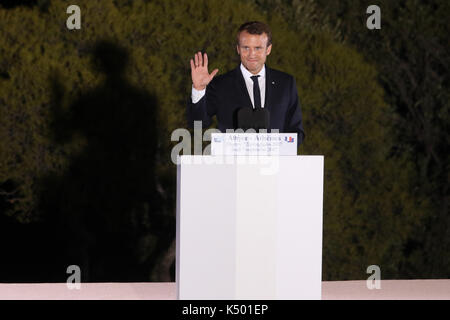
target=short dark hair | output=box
[237,21,272,47]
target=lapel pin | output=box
[272,81,275,85]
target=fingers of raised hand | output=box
[210,68,219,79]
[192,52,208,68]
[203,53,208,68]
[194,53,199,68]
[198,52,204,68]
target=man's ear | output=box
[266,44,272,56]
[236,45,240,55]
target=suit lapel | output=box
[234,66,254,109]
[264,66,273,112]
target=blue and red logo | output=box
[285,136,295,143]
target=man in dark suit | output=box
[187,21,305,146]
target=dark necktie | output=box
[250,75,262,109]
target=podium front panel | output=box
[176,155,324,300]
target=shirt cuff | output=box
[191,86,206,104]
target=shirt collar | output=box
[240,63,265,80]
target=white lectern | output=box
[176,155,324,299]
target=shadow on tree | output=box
[38,40,165,282]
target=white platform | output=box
[0,280,448,300]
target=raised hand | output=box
[190,52,219,91]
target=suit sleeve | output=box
[284,77,305,147]
[187,79,219,129]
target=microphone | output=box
[235,107,270,131]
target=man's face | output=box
[237,31,272,74]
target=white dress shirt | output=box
[191,64,266,109]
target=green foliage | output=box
[316,0,450,278]
[0,0,440,280]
